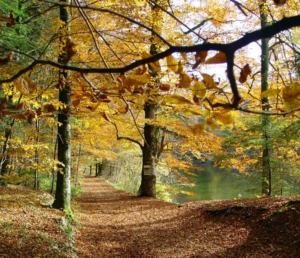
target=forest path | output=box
[73,177,187,258]
[73,177,300,258]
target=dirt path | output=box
[74,177,300,258]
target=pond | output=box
[172,164,262,203]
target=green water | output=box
[173,165,261,203]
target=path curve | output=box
[74,177,300,258]
[74,177,186,258]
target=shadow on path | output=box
[74,177,300,258]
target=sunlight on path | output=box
[74,177,197,258]
[73,177,300,258]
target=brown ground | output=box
[74,177,300,258]
[1,177,300,258]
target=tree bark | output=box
[140,102,159,197]
[260,1,272,196]
[139,1,165,197]
[52,0,71,210]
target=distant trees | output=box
[0,0,300,207]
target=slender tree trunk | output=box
[50,137,57,194]
[95,163,98,177]
[0,97,16,176]
[0,128,11,176]
[260,1,272,196]
[75,144,81,182]
[52,0,71,210]
[34,119,40,189]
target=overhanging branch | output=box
[1,15,300,109]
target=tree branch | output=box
[111,121,143,150]
[1,15,300,109]
[45,0,172,47]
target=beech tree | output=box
[52,0,72,210]
[0,0,300,205]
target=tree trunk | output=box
[34,119,40,190]
[140,103,159,197]
[139,0,165,197]
[260,1,272,196]
[0,97,16,176]
[75,144,81,183]
[52,0,71,210]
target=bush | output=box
[71,185,83,197]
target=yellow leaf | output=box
[118,104,129,114]
[205,52,227,64]
[126,73,150,86]
[206,117,218,130]
[179,190,196,196]
[166,55,178,73]
[282,82,300,110]
[212,111,234,125]
[201,73,216,89]
[163,94,192,105]
[182,108,202,116]
[191,122,206,134]
[134,0,146,6]
[178,73,192,88]
[261,88,281,98]
[14,77,37,95]
[141,51,161,72]
[177,61,184,74]
[92,102,101,111]
[190,80,206,100]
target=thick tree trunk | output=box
[52,1,71,210]
[260,2,272,196]
[139,0,166,197]
[140,103,159,197]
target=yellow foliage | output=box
[205,51,227,64]
[14,78,37,95]
[282,82,300,111]
[163,94,192,105]
[191,122,206,134]
[181,108,203,116]
[206,117,218,130]
[126,73,150,86]
[178,73,193,88]
[190,80,206,100]
[141,51,161,72]
[201,73,217,89]
[166,55,178,73]
[212,111,235,125]
[179,190,196,196]
[261,88,281,98]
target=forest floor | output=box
[0,177,300,257]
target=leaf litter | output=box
[74,178,300,258]
[0,177,299,257]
